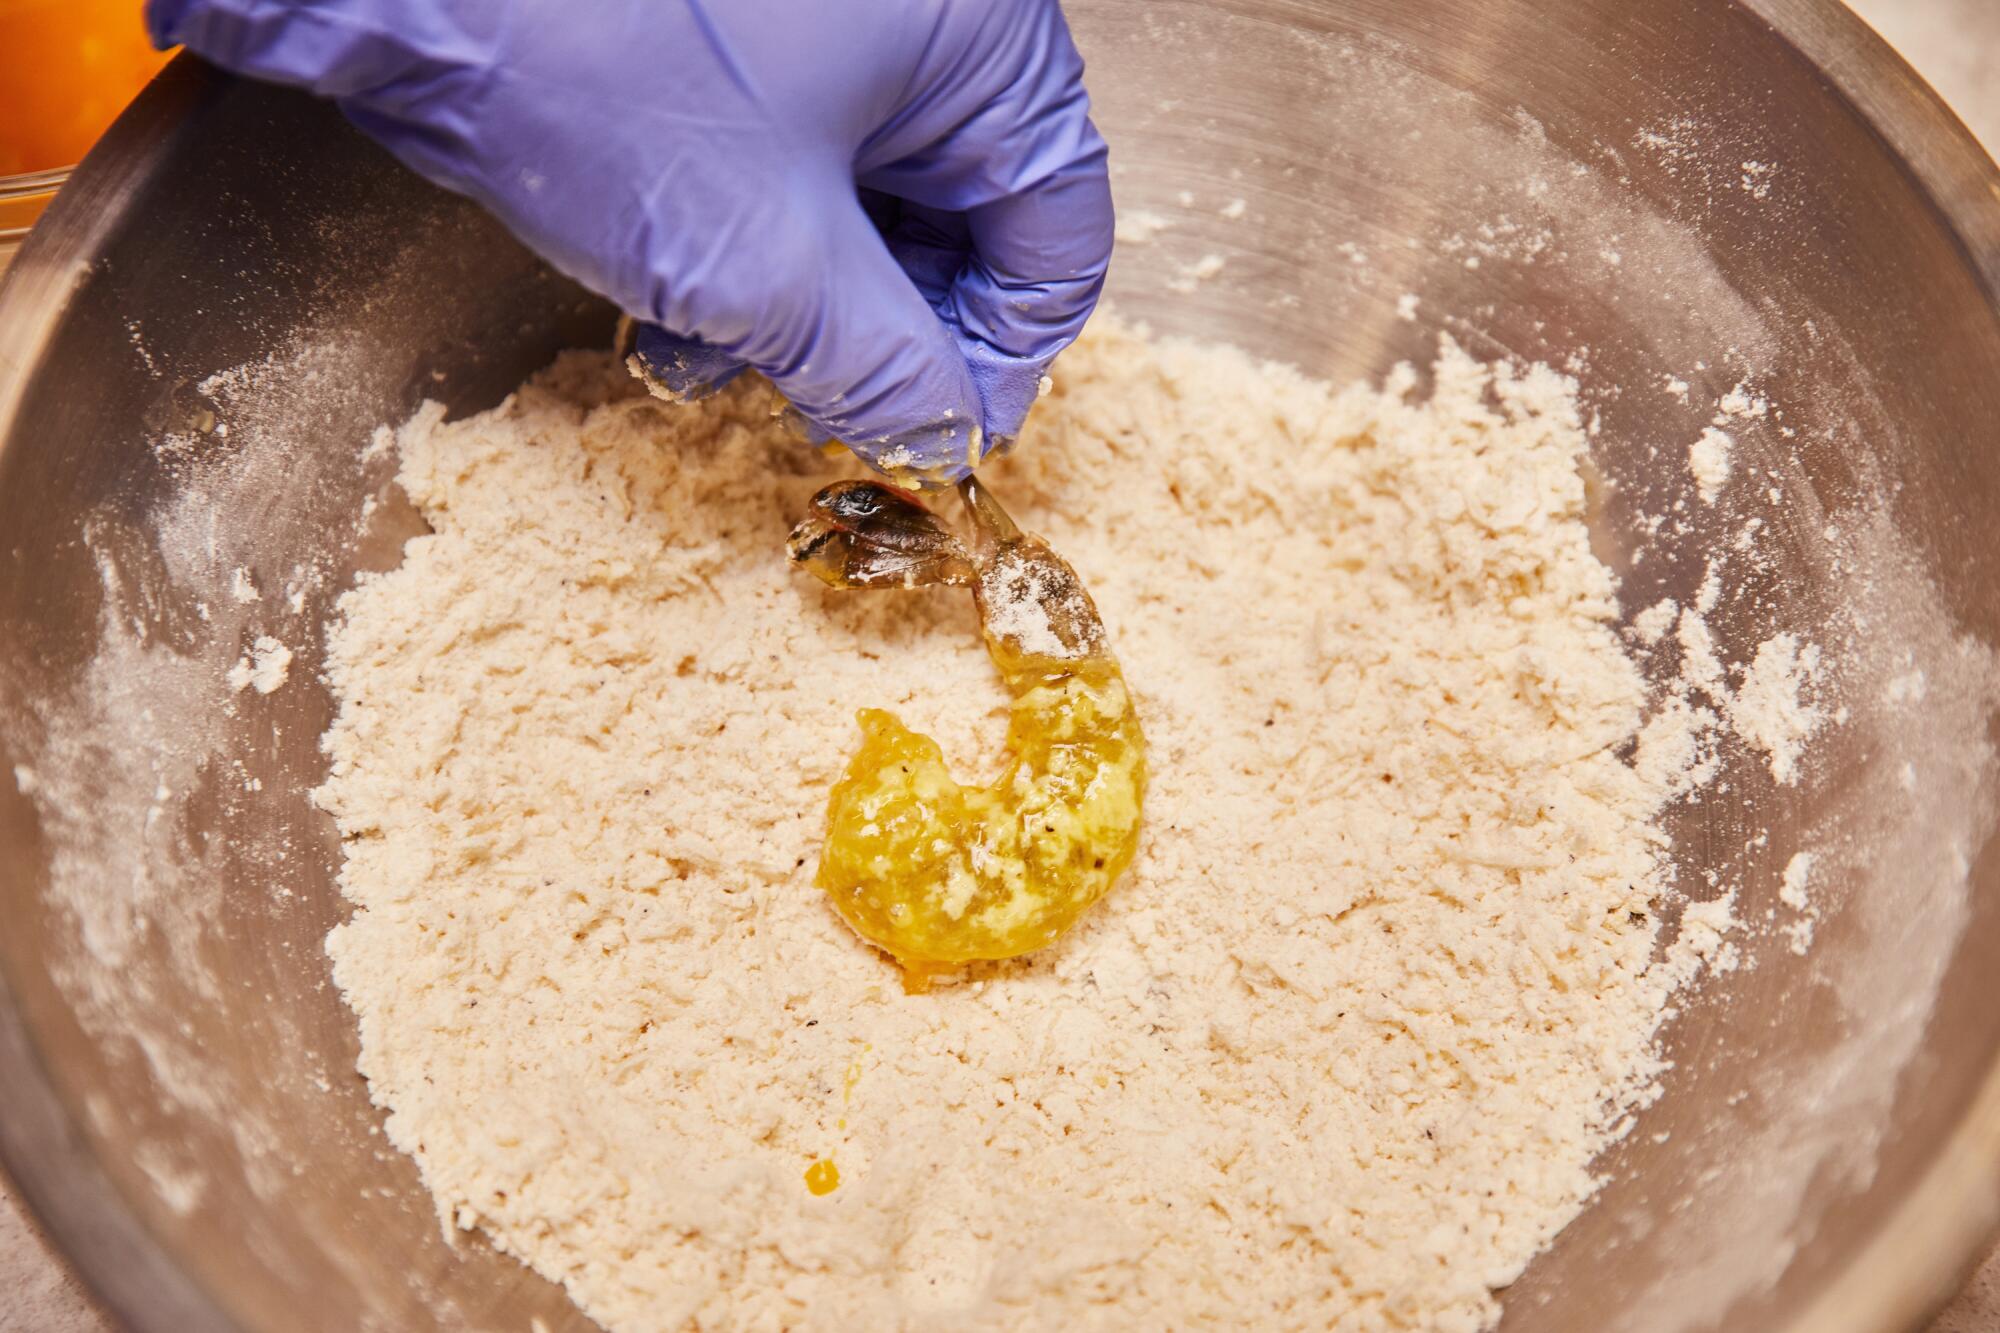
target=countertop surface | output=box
[4,2,2000,1329]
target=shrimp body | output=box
[790,480,1146,988]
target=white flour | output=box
[318,323,1744,1331]
[1166,252,1227,293]
[1110,209,1173,245]
[1729,634,1824,786]
[1778,852,1818,956]
[1689,426,1734,503]
[1631,560,1826,794]
[226,635,294,695]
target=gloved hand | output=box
[147,0,1114,487]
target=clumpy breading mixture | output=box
[318,321,1674,1332]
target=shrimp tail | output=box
[957,474,1023,547]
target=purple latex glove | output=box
[147,0,1113,487]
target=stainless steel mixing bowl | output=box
[3,1,1998,1329]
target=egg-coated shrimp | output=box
[788,478,1146,992]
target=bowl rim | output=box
[0,171,71,245]
[2,8,1999,1330]
[0,166,73,196]
[0,54,248,1333]
[1727,8,2000,1326]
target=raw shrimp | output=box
[788,478,1146,992]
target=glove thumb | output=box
[641,180,990,488]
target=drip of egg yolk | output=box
[804,1158,841,1195]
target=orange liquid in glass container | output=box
[0,0,173,178]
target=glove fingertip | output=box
[630,324,747,403]
[844,415,990,491]
[957,337,1055,445]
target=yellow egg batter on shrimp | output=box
[788,478,1146,991]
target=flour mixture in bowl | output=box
[317,320,1701,1331]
